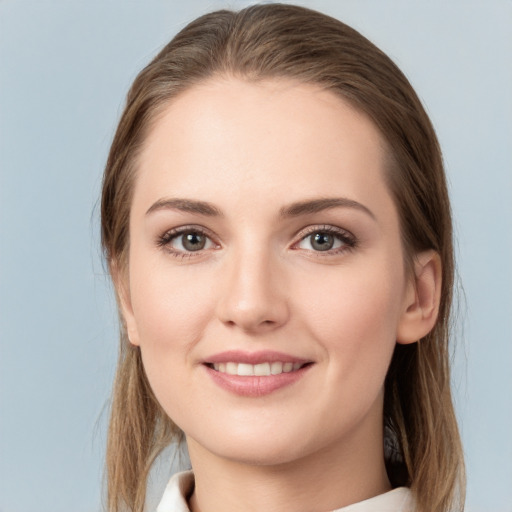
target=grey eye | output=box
[297,230,348,252]
[160,227,216,254]
[181,232,207,251]
[310,233,335,251]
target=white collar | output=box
[156,471,414,512]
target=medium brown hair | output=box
[101,4,465,511]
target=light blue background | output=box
[1,1,511,511]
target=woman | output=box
[101,4,465,511]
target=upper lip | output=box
[204,350,311,365]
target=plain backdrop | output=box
[0,1,511,511]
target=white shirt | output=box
[156,471,415,512]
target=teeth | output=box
[270,362,283,375]
[237,363,254,376]
[254,363,271,376]
[226,362,237,375]
[211,361,304,376]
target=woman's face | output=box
[122,78,416,467]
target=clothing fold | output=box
[156,470,414,512]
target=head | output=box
[101,4,464,512]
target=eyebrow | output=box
[146,198,223,217]
[279,197,376,220]
[145,196,375,220]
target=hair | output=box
[101,4,465,512]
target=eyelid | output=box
[291,224,357,252]
[157,224,220,254]
[293,224,355,242]
[156,223,356,257]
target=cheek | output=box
[128,257,217,395]
[127,259,221,426]
[130,257,215,343]
[296,261,404,378]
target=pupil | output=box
[183,233,205,251]
[312,233,333,251]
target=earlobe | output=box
[111,259,141,347]
[396,250,442,344]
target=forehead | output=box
[134,77,392,217]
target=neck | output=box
[187,405,390,512]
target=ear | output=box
[111,259,141,347]
[396,250,442,344]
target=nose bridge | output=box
[216,236,289,332]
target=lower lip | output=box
[204,365,312,397]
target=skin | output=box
[119,78,441,512]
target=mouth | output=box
[202,351,313,397]
[205,361,310,376]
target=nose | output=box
[215,247,290,334]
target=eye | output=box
[176,232,211,251]
[295,226,356,254]
[301,232,339,252]
[157,227,217,255]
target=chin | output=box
[187,419,324,468]
[212,441,307,467]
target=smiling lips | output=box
[204,351,313,397]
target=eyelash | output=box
[293,225,357,256]
[156,225,218,260]
[156,224,357,259]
